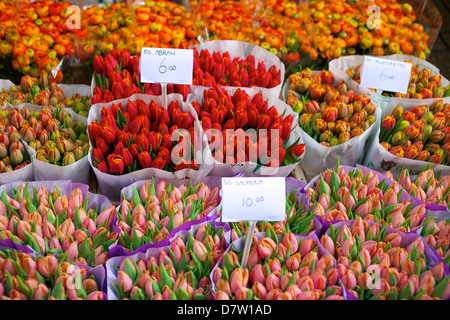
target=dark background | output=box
[427,0,450,80]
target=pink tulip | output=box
[257,237,277,260]
[86,291,104,300]
[320,234,335,255]
[214,290,230,300]
[249,264,266,284]
[354,201,372,218]
[53,195,69,216]
[57,219,75,239]
[16,220,32,241]
[341,238,355,258]
[318,193,331,211]
[229,268,248,294]
[341,269,357,290]
[95,205,115,228]
[235,287,251,300]
[251,281,267,300]
[265,273,280,291]
[316,254,335,271]
[282,232,299,254]
[192,239,208,262]
[326,268,339,286]
[296,276,314,291]
[299,238,315,256]
[117,271,133,292]
[67,188,83,219]
[285,254,300,272]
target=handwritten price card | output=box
[221,177,286,222]
[360,56,412,94]
[139,47,194,84]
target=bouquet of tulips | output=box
[303,162,428,232]
[191,84,305,176]
[0,74,91,116]
[0,105,90,182]
[286,69,377,146]
[211,229,344,300]
[0,249,107,300]
[284,68,380,180]
[385,167,450,209]
[0,181,117,267]
[346,60,450,99]
[0,131,32,174]
[192,47,281,89]
[379,101,450,166]
[320,218,450,300]
[190,40,285,97]
[88,97,202,175]
[421,216,450,268]
[108,220,229,300]
[113,178,221,254]
[91,49,190,104]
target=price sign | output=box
[221,177,286,222]
[360,56,412,94]
[139,47,194,85]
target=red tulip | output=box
[151,156,165,169]
[93,55,105,74]
[109,154,125,174]
[121,148,134,167]
[138,151,152,168]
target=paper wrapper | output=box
[329,54,450,119]
[87,93,214,200]
[190,86,304,177]
[105,219,230,300]
[189,40,285,98]
[108,175,224,258]
[322,219,450,300]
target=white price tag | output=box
[221,177,286,222]
[360,56,412,94]
[139,47,193,85]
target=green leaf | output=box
[175,288,190,300]
[432,275,450,299]
[51,280,65,300]
[159,262,174,290]
[131,229,142,251]
[399,282,414,300]
[92,229,108,250]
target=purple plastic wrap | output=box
[321,219,450,300]
[105,219,230,300]
[109,176,224,258]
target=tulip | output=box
[229,268,249,294]
[257,237,277,260]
